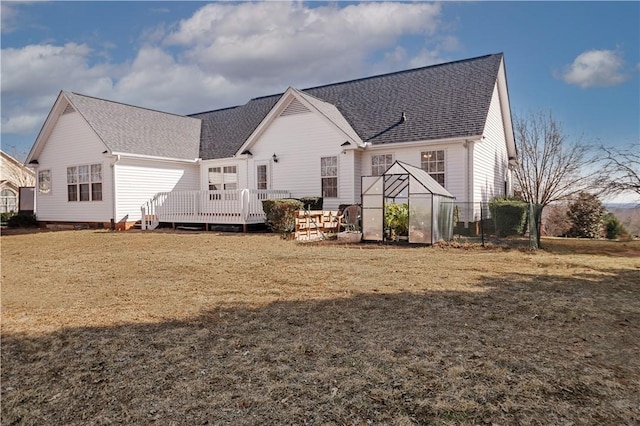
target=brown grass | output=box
[2,230,639,425]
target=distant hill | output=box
[606,204,640,238]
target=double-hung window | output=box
[256,164,268,190]
[321,156,338,198]
[0,189,17,213]
[208,166,238,190]
[67,164,102,201]
[38,170,51,194]
[371,154,393,176]
[421,150,445,186]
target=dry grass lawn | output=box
[1,230,639,425]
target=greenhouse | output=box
[361,161,455,244]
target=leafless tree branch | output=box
[594,143,640,198]
[513,111,596,208]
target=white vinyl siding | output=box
[33,108,112,222]
[473,82,509,203]
[241,97,357,210]
[362,144,467,202]
[114,158,199,222]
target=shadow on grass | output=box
[2,269,639,425]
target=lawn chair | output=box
[340,205,361,232]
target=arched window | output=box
[1,189,17,213]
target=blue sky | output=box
[2,1,638,166]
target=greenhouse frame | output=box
[361,161,456,244]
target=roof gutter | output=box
[109,151,201,164]
[358,135,483,150]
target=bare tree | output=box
[595,144,640,199]
[513,111,595,206]
[513,111,596,247]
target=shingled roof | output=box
[193,53,504,160]
[65,92,201,160]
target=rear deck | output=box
[141,189,291,230]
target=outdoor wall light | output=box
[272,153,279,163]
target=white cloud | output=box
[1,113,43,135]
[1,43,114,97]
[1,2,450,137]
[561,49,629,88]
[163,2,443,86]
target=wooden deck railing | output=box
[141,189,291,230]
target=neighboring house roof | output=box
[64,92,202,160]
[1,150,35,189]
[193,53,505,160]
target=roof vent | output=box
[280,98,310,116]
[62,103,76,115]
[400,112,407,123]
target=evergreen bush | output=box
[488,197,528,237]
[603,213,625,240]
[566,192,604,238]
[262,199,303,234]
[7,212,37,228]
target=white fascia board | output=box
[291,89,364,147]
[26,91,66,164]
[200,157,242,166]
[497,58,517,160]
[28,91,112,164]
[361,135,483,151]
[235,87,297,156]
[110,151,200,164]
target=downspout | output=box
[110,154,120,230]
[464,140,474,226]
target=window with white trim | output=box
[38,169,51,194]
[421,150,445,186]
[321,156,338,198]
[256,164,268,190]
[0,189,17,213]
[371,154,393,176]
[67,164,102,202]
[208,166,237,190]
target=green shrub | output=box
[385,202,409,236]
[299,197,323,211]
[1,212,15,223]
[7,212,37,228]
[262,199,303,234]
[603,213,625,239]
[488,197,528,237]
